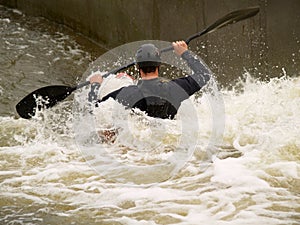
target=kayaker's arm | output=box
[88,73,138,107]
[88,82,124,106]
[88,83,100,103]
[88,73,103,104]
[172,50,211,96]
[99,88,123,102]
[182,50,211,87]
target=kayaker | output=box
[89,40,211,119]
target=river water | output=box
[1,5,299,225]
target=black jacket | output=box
[94,50,211,119]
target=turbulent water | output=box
[1,5,299,225]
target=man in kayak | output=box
[89,41,211,119]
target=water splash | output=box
[1,73,299,224]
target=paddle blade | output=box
[206,6,260,34]
[186,6,260,44]
[16,85,75,119]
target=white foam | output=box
[0,18,10,23]
[12,9,23,15]
[1,75,299,224]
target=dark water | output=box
[0,5,105,117]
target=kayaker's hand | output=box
[89,73,103,84]
[172,41,188,56]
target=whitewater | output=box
[0,5,299,225]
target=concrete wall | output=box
[1,0,299,84]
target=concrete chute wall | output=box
[1,0,299,83]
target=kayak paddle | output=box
[16,6,259,119]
